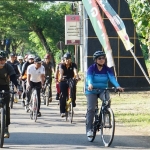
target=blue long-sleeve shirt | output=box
[85,64,120,95]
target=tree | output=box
[128,0,150,59]
[0,1,72,60]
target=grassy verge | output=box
[76,79,150,135]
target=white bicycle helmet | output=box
[28,54,35,59]
[17,56,23,60]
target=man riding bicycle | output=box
[0,50,21,138]
[42,53,55,104]
[26,56,45,117]
[85,50,124,137]
[59,52,80,117]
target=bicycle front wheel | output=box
[45,86,49,106]
[101,107,115,147]
[68,101,74,123]
[10,94,14,109]
[0,107,5,148]
[32,95,38,122]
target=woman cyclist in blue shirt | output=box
[85,50,124,137]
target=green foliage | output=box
[0,1,73,59]
[129,0,150,59]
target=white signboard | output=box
[65,15,80,45]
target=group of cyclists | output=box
[0,49,124,140]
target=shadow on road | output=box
[5,132,150,149]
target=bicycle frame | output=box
[42,76,51,106]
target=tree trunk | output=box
[34,28,55,66]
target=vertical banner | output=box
[82,0,114,67]
[65,15,80,45]
[96,0,134,50]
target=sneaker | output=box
[56,93,59,100]
[25,104,30,112]
[72,101,76,107]
[37,112,41,117]
[87,130,93,137]
[21,100,25,107]
[61,113,66,117]
[49,97,52,103]
[4,127,10,138]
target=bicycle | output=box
[0,90,16,148]
[29,87,39,122]
[62,77,78,123]
[42,76,51,106]
[86,87,118,147]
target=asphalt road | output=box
[3,95,150,150]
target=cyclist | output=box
[42,54,55,103]
[26,56,45,117]
[55,56,64,101]
[85,50,124,137]
[59,52,80,117]
[0,50,21,138]
[7,53,20,102]
[20,54,35,106]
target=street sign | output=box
[65,15,80,45]
[56,41,65,50]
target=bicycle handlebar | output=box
[92,87,120,93]
[0,90,17,94]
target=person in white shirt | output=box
[26,57,45,117]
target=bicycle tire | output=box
[101,107,115,147]
[33,93,38,122]
[45,86,49,106]
[68,101,73,123]
[10,94,14,109]
[0,107,5,148]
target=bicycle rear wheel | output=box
[101,108,115,147]
[0,107,5,148]
[68,101,74,123]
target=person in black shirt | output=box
[0,50,21,138]
[59,53,80,117]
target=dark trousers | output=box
[22,80,26,99]
[27,81,41,111]
[59,81,68,113]
[0,86,10,127]
[59,79,77,113]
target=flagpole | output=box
[130,49,150,84]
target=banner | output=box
[96,0,134,50]
[82,0,114,67]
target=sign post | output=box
[56,41,65,56]
[65,15,80,45]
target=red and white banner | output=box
[65,15,80,45]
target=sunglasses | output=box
[97,56,105,60]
